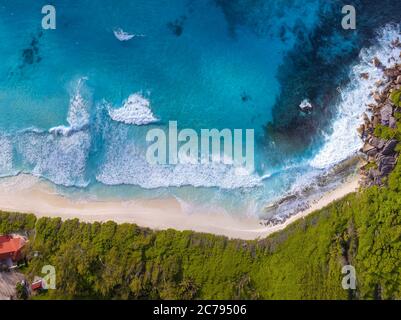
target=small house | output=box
[0,235,27,266]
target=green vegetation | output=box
[0,212,36,234]
[374,123,401,141]
[1,162,401,300]
[15,282,28,300]
[390,89,401,107]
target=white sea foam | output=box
[113,28,135,41]
[49,78,90,137]
[67,78,90,127]
[96,128,262,189]
[108,93,158,125]
[97,154,262,189]
[49,79,90,138]
[17,130,91,187]
[310,24,401,169]
[0,135,13,175]
[299,99,313,112]
[17,78,92,187]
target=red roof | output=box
[0,235,26,260]
[31,280,43,291]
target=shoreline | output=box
[0,173,359,240]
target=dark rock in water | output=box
[266,1,401,156]
[363,112,370,123]
[263,203,279,216]
[382,139,398,156]
[279,25,289,43]
[167,16,186,37]
[31,38,39,49]
[299,99,313,114]
[384,68,399,78]
[241,92,251,102]
[20,33,42,68]
[373,93,382,103]
[22,48,35,65]
[391,38,401,48]
[360,72,369,80]
[373,57,384,69]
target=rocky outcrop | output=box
[359,59,401,187]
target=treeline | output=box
[2,164,401,299]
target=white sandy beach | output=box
[0,174,359,240]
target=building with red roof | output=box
[31,279,43,291]
[0,235,26,262]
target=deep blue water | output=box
[0,0,400,217]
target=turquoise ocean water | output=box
[0,0,400,219]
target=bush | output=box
[390,89,401,107]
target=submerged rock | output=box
[373,93,382,103]
[385,68,399,79]
[167,16,187,37]
[19,32,42,68]
[299,99,313,113]
[241,92,251,102]
[22,48,35,65]
[391,38,401,48]
[373,57,384,69]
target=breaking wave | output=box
[310,24,401,169]
[1,78,260,190]
[0,135,13,176]
[108,93,158,126]
[2,24,400,197]
[13,78,92,187]
[96,125,262,189]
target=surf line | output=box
[145,121,255,173]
